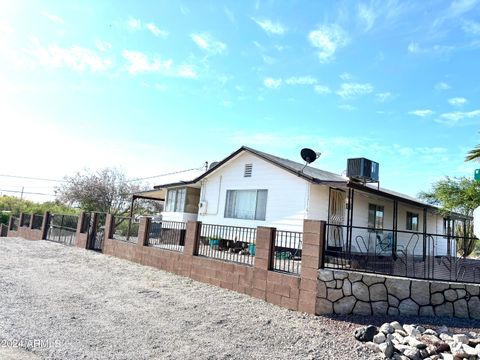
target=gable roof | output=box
[150,146,469,219]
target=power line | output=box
[0,174,65,182]
[127,166,206,182]
[0,188,56,197]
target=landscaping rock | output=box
[373,332,386,344]
[379,340,394,358]
[354,325,378,342]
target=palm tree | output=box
[465,144,480,162]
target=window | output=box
[406,212,419,231]
[165,188,186,212]
[224,189,268,220]
[368,204,384,231]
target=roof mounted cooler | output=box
[347,158,379,183]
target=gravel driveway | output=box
[0,238,478,360]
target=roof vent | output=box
[244,163,253,177]
[347,158,379,183]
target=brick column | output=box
[298,220,326,314]
[8,216,14,230]
[184,221,201,256]
[255,227,275,271]
[41,212,50,240]
[76,212,86,234]
[105,214,114,239]
[137,217,150,247]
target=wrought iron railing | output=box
[272,230,302,275]
[147,220,186,252]
[32,214,43,230]
[112,216,138,244]
[324,223,480,283]
[46,214,79,246]
[197,224,256,266]
[20,214,31,228]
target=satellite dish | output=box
[301,148,321,164]
[208,161,219,170]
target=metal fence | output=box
[46,214,78,246]
[20,214,31,228]
[112,216,138,244]
[272,230,303,275]
[32,214,43,230]
[147,220,186,252]
[197,224,256,266]
[11,217,19,231]
[324,223,480,284]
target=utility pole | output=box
[20,186,24,200]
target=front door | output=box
[328,188,346,248]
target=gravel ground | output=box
[0,238,479,360]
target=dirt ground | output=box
[0,237,478,360]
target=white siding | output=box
[161,212,198,222]
[307,184,330,221]
[197,152,308,232]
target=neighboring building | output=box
[151,146,470,257]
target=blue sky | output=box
[0,0,479,201]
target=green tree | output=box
[55,168,144,215]
[465,144,480,162]
[419,176,480,256]
[418,176,480,217]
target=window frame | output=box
[224,189,268,221]
[406,211,419,231]
[165,188,187,212]
[368,203,384,232]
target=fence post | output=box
[255,226,275,271]
[298,220,326,314]
[29,214,35,230]
[8,216,14,231]
[137,217,150,247]
[41,212,50,240]
[184,221,201,256]
[105,214,114,240]
[19,213,24,227]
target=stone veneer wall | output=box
[317,269,480,320]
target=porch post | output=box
[127,196,136,242]
[347,189,354,254]
[392,200,398,259]
[463,219,467,258]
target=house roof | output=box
[151,146,470,220]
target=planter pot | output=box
[248,243,256,256]
[209,239,220,249]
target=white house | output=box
[148,146,470,257]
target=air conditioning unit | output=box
[347,158,379,183]
[198,201,208,214]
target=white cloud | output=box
[41,11,64,25]
[122,50,197,78]
[408,109,434,117]
[435,81,450,90]
[448,97,468,106]
[262,55,276,65]
[375,92,392,102]
[264,77,282,89]
[308,24,349,63]
[285,76,317,85]
[463,20,480,35]
[407,42,423,53]
[314,85,331,95]
[28,40,112,72]
[126,17,142,31]
[436,109,480,125]
[190,33,226,55]
[358,3,377,31]
[252,18,287,35]
[336,82,373,98]
[339,72,353,80]
[155,83,167,92]
[95,40,112,52]
[339,104,357,111]
[146,23,168,38]
[0,21,14,34]
[224,7,236,26]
